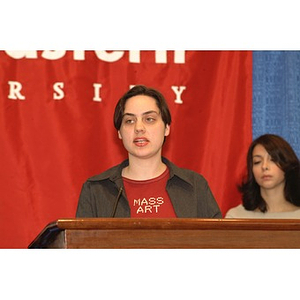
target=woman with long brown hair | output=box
[226,134,300,218]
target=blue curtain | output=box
[252,51,300,158]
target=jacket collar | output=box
[88,157,194,187]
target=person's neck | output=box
[261,187,298,212]
[122,156,166,180]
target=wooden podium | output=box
[28,218,300,248]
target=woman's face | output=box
[118,95,170,160]
[252,144,285,191]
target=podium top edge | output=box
[53,217,300,230]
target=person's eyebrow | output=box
[123,110,159,117]
[123,113,135,117]
[142,110,160,115]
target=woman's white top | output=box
[225,204,300,219]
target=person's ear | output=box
[165,124,170,137]
[118,130,122,139]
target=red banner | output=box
[0,51,252,248]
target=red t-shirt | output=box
[123,168,177,218]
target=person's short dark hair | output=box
[239,133,300,212]
[113,85,172,130]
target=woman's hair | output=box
[113,85,172,130]
[239,134,300,212]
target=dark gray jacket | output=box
[76,157,222,218]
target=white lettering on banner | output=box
[8,81,26,100]
[155,51,185,64]
[4,51,186,64]
[5,51,38,59]
[94,51,124,62]
[128,85,186,104]
[7,81,186,103]
[171,86,186,104]
[42,51,66,60]
[53,82,64,100]
[93,84,102,102]
[129,51,140,63]
[128,51,186,64]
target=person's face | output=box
[252,144,285,191]
[118,95,170,160]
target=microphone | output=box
[110,187,123,217]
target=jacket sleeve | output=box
[76,181,95,217]
[201,179,222,218]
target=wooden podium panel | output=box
[28,218,300,249]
